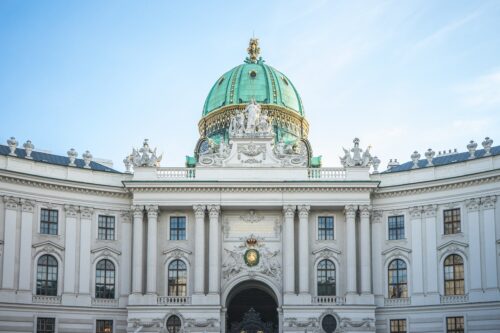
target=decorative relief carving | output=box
[3,196,19,210]
[21,199,34,213]
[339,317,375,329]
[64,204,78,217]
[120,211,132,223]
[193,205,206,219]
[284,317,318,328]
[481,195,497,209]
[132,205,143,219]
[163,247,192,261]
[185,318,218,328]
[240,209,264,223]
[423,204,437,218]
[208,205,221,219]
[465,198,480,212]
[371,210,383,223]
[80,207,94,219]
[283,205,295,219]
[146,205,159,218]
[298,205,310,219]
[409,206,422,219]
[340,138,374,168]
[360,205,371,218]
[344,205,357,219]
[312,246,341,260]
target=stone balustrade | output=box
[384,297,411,306]
[91,298,119,307]
[440,294,469,304]
[32,295,62,304]
[157,167,196,179]
[157,296,192,305]
[312,296,346,305]
[307,167,346,179]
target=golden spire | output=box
[247,38,260,63]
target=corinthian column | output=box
[283,205,296,294]
[360,205,371,294]
[193,205,206,295]
[208,205,221,294]
[298,205,310,294]
[146,205,159,294]
[132,205,144,294]
[345,205,357,295]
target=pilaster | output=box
[360,205,372,295]
[193,205,206,295]
[78,207,93,300]
[63,205,78,296]
[371,210,383,301]
[120,211,133,299]
[208,204,221,295]
[423,204,439,299]
[466,198,482,294]
[146,205,159,295]
[481,196,498,291]
[132,205,144,294]
[283,205,296,295]
[345,205,357,296]
[298,205,310,296]
[2,196,18,290]
[18,199,34,291]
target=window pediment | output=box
[163,247,192,260]
[91,246,122,256]
[32,240,65,252]
[312,246,341,259]
[381,246,411,256]
[437,240,468,252]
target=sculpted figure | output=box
[362,145,372,166]
[257,109,270,134]
[245,99,261,133]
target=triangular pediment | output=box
[91,246,121,256]
[162,247,192,256]
[437,240,469,251]
[312,246,342,256]
[381,246,412,256]
[32,240,64,251]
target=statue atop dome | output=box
[246,38,261,63]
[228,100,272,137]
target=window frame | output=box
[166,315,182,333]
[36,317,56,333]
[95,319,113,333]
[36,254,59,296]
[443,208,462,235]
[97,215,116,241]
[316,259,336,296]
[95,259,116,299]
[169,215,187,241]
[444,254,465,296]
[445,316,465,333]
[40,208,59,236]
[387,215,405,240]
[167,259,188,296]
[387,259,408,299]
[317,216,335,241]
[389,319,407,333]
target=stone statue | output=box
[247,38,261,63]
[126,139,162,168]
[257,109,270,134]
[245,99,261,133]
[340,138,373,168]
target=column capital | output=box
[132,205,144,218]
[481,195,497,210]
[283,205,296,218]
[120,210,132,223]
[208,205,221,219]
[298,205,310,219]
[465,198,481,212]
[344,205,357,219]
[146,205,159,218]
[360,205,371,218]
[409,206,423,219]
[423,204,437,217]
[64,204,78,217]
[21,199,35,213]
[371,210,383,223]
[80,207,94,219]
[193,205,206,218]
[3,196,19,210]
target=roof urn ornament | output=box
[372,156,381,173]
[246,38,261,64]
[82,150,92,169]
[23,140,34,159]
[340,138,373,167]
[123,156,132,173]
[467,140,477,159]
[7,137,18,156]
[411,151,421,169]
[67,148,78,166]
[424,148,435,166]
[482,137,493,156]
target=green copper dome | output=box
[202,57,304,116]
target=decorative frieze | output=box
[371,210,383,223]
[481,195,497,209]
[409,206,422,219]
[120,210,132,223]
[465,198,481,212]
[240,209,264,223]
[3,196,18,210]
[423,204,437,218]
[21,199,34,213]
[80,207,94,219]
[64,204,78,217]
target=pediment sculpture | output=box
[124,139,162,170]
[340,137,374,167]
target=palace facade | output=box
[0,40,499,333]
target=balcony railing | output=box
[92,298,119,307]
[157,168,196,179]
[440,294,469,304]
[32,295,61,304]
[157,296,191,305]
[312,296,346,305]
[308,168,346,180]
[384,297,411,306]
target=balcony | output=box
[384,297,411,306]
[440,294,469,304]
[157,296,191,305]
[92,298,119,307]
[32,295,61,304]
[312,296,346,305]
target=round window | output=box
[250,70,257,78]
[322,314,337,333]
[166,315,182,333]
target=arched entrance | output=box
[226,280,278,333]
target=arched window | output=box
[444,254,464,295]
[95,259,115,299]
[168,260,187,296]
[317,259,336,296]
[166,315,182,333]
[321,314,337,333]
[37,255,58,296]
[388,259,408,298]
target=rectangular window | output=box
[446,316,464,333]
[390,319,407,333]
[170,216,186,240]
[388,215,405,240]
[37,317,55,333]
[96,320,113,333]
[318,216,334,240]
[40,209,58,235]
[444,208,461,234]
[98,215,115,240]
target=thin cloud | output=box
[456,69,500,108]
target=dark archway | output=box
[226,281,278,333]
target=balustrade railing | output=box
[157,168,196,179]
[157,296,191,305]
[312,296,346,305]
[308,168,346,180]
[384,297,411,306]
[440,294,469,304]
[92,298,119,307]
[32,295,62,304]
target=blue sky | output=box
[1,1,499,170]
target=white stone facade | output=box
[0,132,499,333]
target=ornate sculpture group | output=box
[228,99,272,137]
[124,139,162,172]
[340,138,374,168]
